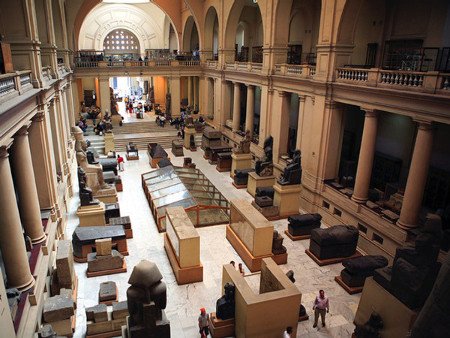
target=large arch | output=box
[204,6,219,55]
[78,3,168,54]
[223,0,265,62]
[73,0,182,52]
[182,16,199,53]
[336,0,365,45]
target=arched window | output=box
[103,29,140,53]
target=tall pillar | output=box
[54,93,69,174]
[99,76,110,116]
[193,77,199,108]
[272,90,290,161]
[296,95,306,150]
[351,110,379,203]
[397,121,434,229]
[170,76,181,117]
[187,76,193,107]
[10,126,46,244]
[258,86,272,147]
[29,109,59,220]
[245,85,255,135]
[219,79,231,128]
[0,145,35,291]
[232,82,241,131]
[66,81,76,130]
[206,78,214,117]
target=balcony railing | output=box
[75,59,201,69]
[274,64,316,78]
[224,62,263,73]
[0,70,33,101]
[335,67,450,95]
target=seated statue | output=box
[72,126,115,195]
[78,167,100,207]
[234,130,251,154]
[373,214,443,309]
[190,135,196,150]
[216,282,235,320]
[126,260,170,338]
[254,136,273,177]
[272,230,287,255]
[354,312,384,338]
[278,150,302,185]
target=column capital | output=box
[360,107,377,117]
[32,111,46,123]
[233,81,240,87]
[414,119,433,130]
[298,95,306,103]
[15,125,30,137]
[277,90,287,97]
[0,144,12,158]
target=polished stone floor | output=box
[68,146,360,338]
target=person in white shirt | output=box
[313,289,329,328]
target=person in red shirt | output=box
[117,154,125,171]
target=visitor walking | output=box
[238,263,245,276]
[198,308,209,337]
[283,326,293,337]
[313,289,329,328]
[117,154,125,171]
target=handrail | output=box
[0,70,33,99]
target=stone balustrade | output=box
[0,70,33,100]
[274,64,315,79]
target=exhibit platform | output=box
[76,203,106,227]
[284,230,311,241]
[86,261,127,278]
[208,312,235,338]
[305,249,362,267]
[273,183,302,218]
[334,275,364,295]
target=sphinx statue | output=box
[233,129,251,154]
[72,126,116,197]
[77,167,100,207]
[254,136,273,176]
[278,150,302,185]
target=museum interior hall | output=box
[1,0,450,337]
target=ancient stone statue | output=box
[126,260,170,338]
[255,136,273,176]
[72,126,115,196]
[185,116,194,128]
[354,312,383,338]
[216,282,235,320]
[278,150,302,185]
[373,214,442,309]
[410,251,450,338]
[78,167,99,207]
[272,230,287,255]
[234,129,251,154]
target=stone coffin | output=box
[339,255,388,289]
[109,216,132,238]
[309,225,359,260]
[171,140,184,157]
[148,143,169,168]
[287,213,322,237]
[233,168,254,187]
[216,152,232,172]
[209,144,232,164]
[72,226,128,262]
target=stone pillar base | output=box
[230,153,252,178]
[247,172,275,197]
[76,203,106,227]
[273,182,302,218]
[184,127,196,149]
[354,277,418,338]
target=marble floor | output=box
[67,147,360,338]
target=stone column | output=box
[0,145,35,291]
[206,78,214,117]
[245,85,255,136]
[272,90,290,161]
[397,121,434,229]
[351,110,379,203]
[187,76,193,107]
[10,126,46,244]
[232,82,241,131]
[193,77,199,108]
[99,76,110,116]
[170,76,181,117]
[54,93,69,175]
[29,109,59,221]
[296,95,306,150]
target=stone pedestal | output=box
[231,153,252,178]
[247,172,275,197]
[111,115,122,125]
[104,132,115,154]
[273,183,302,218]
[76,203,106,227]
[208,312,235,338]
[355,277,418,338]
[183,127,196,149]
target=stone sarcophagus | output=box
[202,126,222,150]
[216,152,232,172]
[147,143,168,168]
[286,213,322,239]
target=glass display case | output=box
[142,166,230,231]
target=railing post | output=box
[367,68,379,87]
[422,71,439,94]
[149,61,156,67]
[98,61,108,68]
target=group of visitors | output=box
[93,115,112,135]
[77,118,88,132]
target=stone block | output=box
[43,295,74,322]
[95,238,112,256]
[112,301,129,319]
[56,240,75,289]
[99,281,117,302]
[86,303,108,323]
[87,250,124,272]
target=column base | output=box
[230,153,252,178]
[396,219,418,230]
[351,195,367,204]
[31,233,47,245]
[12,275,35,292]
